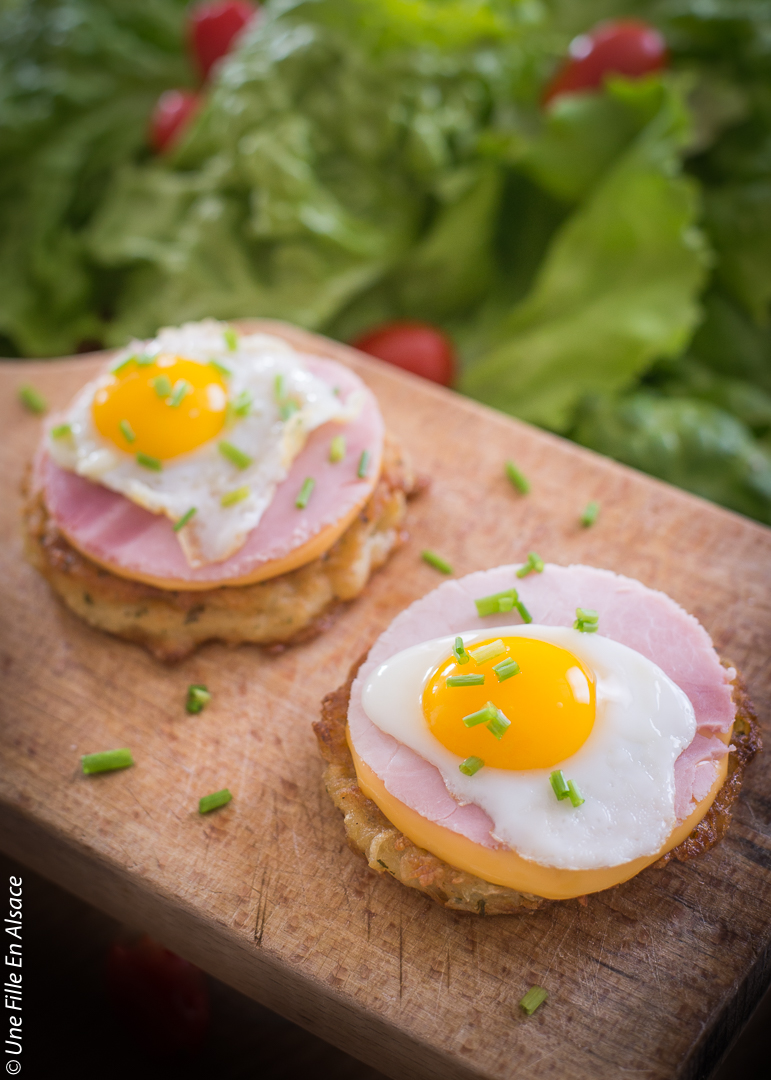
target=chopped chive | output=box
[186,683,211,714]
[82,749,133,775]
[520,986,548,1016]
[516,551,544,578]
[469,639,506,665]
[486,707,511,740]
[422,550,453,575]
[515,599,533,624]
[295,477,315,509]
[168,379,192,407]
[446,674,485,687]
[357,449,371,478]
[199,788,232,814]
[119,419,136,444]
[153,374,172,398]
[224,327,238,351]
[136,452,162,471]
[51,423,72,439]
[459,756,485,777]
[475,588,519,617]
[218,441,253,469]
[136,352,155,366]
[209,359,232,379]
[550,770,570,801]
[221,485,250,507]
[279,400,299,421]
[18,385,47,415]
[452,636,470,665]
[573,607,599,633]
[581,500,600,528]
[567,780,585,808]
[505,459,530,495]
[329,434,346,463]
[174,507,197,532]
[274,373,285,401]
[462,702,499,728]
[111,355,136,376]
[493,657,520,682]
[232,389,252,417]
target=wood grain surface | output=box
[1,322,770,1080]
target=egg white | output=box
[48,320,361,567]
[360,625,697,871]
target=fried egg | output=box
[361,624,697,870]
[48,320,360,567]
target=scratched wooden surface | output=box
[0,322,770,1080]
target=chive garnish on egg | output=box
[469,639,506,664]
[550,770,570,801]
[329,434,346,463]
[567,780,585,808]
[462,702,498,728]
[81,749,134,775]
[516,552,544,578]
[224,327,238,351]
[199,789,232,814]
[51,423,72,439]
[168,379,192,407]
[173,507,197,532]
[119,419,136,443]
[18,385,47,415]
[153,374,172,398]
[221,486,250,507]
[136,452,162,471]
[505,459,530,494]
[111,355,136,376]
[295,477,315,509]
[274,373,285,401]
[219,441,253,469]
[136,353,155,366]
[581,500,600,527]
[493,657,520,682]
[279,400,299,421]
[486,707,511,740]
[232,389,252,417]
[209,359,232,379]
[520,987,548,1016]
[459,756,485,776]
[186,684,211,713]
[452,636,470,665]
[422,550,453,575]
[447,674,485,687]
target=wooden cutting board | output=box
[1,322,770,1080]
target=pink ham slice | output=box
[348,564,735,850]
[40,356,384,587]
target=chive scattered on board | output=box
[174,507,197,532]
[505,459,530,494]
[186,684,211,714]
[82,749,134,775]
[295,477,315,509]
[18,385,47,415]
[581,500,600,527]
[422,550,453,575]
[218,441,253,469]
[519,986,548,1016]
[199,789,232,814]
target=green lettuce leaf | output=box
[460,79,710,431]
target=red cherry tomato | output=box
[106,935,210,1055]
[543,19,667,106]
[149,89,200,153]
[189,0,259,81]
[352,321,456,386]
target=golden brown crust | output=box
[314,657,761,914]
[24,435,415,662]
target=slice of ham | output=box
[348,564,735,850]
[40,357,384,587]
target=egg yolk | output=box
[92,354,228,460]
[422,636,595,770]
